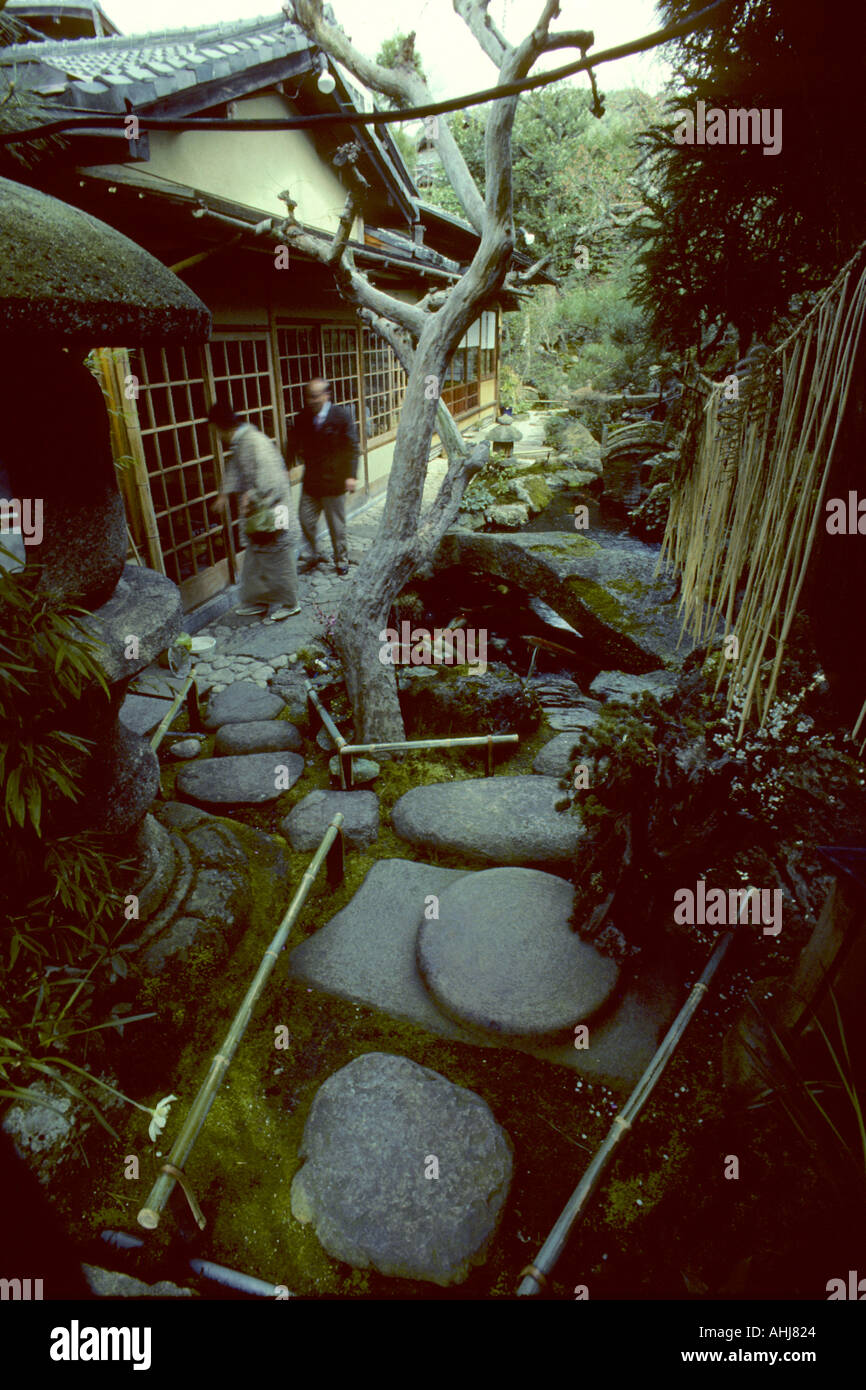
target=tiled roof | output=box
[1,13,312,111]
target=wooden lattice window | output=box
[130,344,227,589]
[207,333,281,559]
[276,324,322,428]
[362,327,407,439]
[322,325,361,427]
[442,323,479,416]
[480,311,497,378]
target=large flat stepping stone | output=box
[119,692,169,737]
[203,680,286,729]
[214,719,302,755]
[290,1052,513,1286]
[391,775,584,865]
[417,869,619,1039]
[176,751,303,807]
[281,790,379,852]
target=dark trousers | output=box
[298,490,347,567]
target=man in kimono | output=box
[209,400,301,621]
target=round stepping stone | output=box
[328,755,380,785]
[391,775,584,865]
[203,679,286,729]
[281,789,379,851]
[417,868,619,1038]
[290,1052,512,1286]
[214,720,301,755]
[176,751,303,807]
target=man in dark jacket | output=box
[287,377,359,575]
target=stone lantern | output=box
[0,174,211,898]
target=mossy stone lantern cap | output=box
[0,176,211,844]
[0,174,211,342]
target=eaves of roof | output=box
[73,164,461,283]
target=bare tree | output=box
[280,1,598,740]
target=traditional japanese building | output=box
[1,4,503,610]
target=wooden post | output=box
[326,827,345,887]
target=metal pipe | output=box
[337,734,519,788]
[99,1233,288,1297]
[516,893,756,1296]
[137,814,345,1231]
[189,1258,288,1298]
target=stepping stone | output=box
[281,790,379,852]
[203,680,286,729]
[290,1052,513,1286]
[533,732,589,778]
[417,868,619,1039]
[391,775,584,865]
[589,669,677,704]
[214,720,301,755]
[176,751,303,807]
[119,692,169,737]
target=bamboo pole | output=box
[149,672,197,752]
[516,891,758,1297]
[304,679,347,752]
[337,734,519,789]
[137,813,345,1231]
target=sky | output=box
[104,0,674,98]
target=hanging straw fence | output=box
[659,241,866,745]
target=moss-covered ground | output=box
[47,652,864,1302]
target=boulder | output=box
[533,732,592,778]
[391,774,584,866]
[290,1052,512,1286]
[589,669,678,704]
[397,661,540,738]
[176,751,303,807]
[281,790,379,852]
[214,720,302,755]
[486,502,529,529]
[203,681,287,729]
[434,530,711,672]
[416,868,619,1038]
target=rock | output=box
[281,789,378,851]
[154,801,215,830]
[203,680,287,729]
[141,916,229,977]
[176,751,303,807]
[83,1267,194,1298]
[533,732,594,777]
[417,868,619,1038]
[589,669,678,704]
[486,502,529,528]
[397,661,540,738]
[329,755,380,785]
[214,720,302,755]
[434,530,712,672]
[169,738,203,759]
[119,693,170,738]
[391,774,584,866]
[290,1052,512,1286]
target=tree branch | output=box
[453,0,510,68]
[358,308,470,466]
[289,0,485,233]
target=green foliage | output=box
[375,31,426,80]
[630,1,865,355]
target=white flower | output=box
[148,1094,179,1144]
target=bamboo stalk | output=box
[149,672,196,751]
[516,896,753,1297]
[137,813,345,1231]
